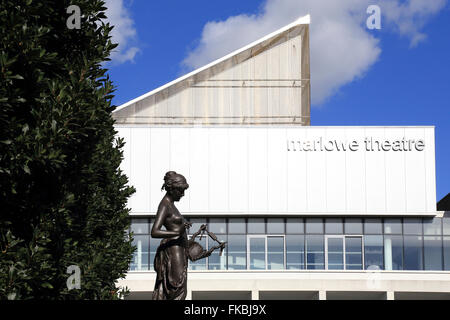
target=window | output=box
[267,218,284,234]
[208,234,227,270]
[248,237,265,269]
[228,218,246,234]
[227,235,246,270]
[248,218,265,234]
[424,236,443,270]
[188,218,207,235]
[344,218,363,234]
[364,235,383,269]
[306,235,324,269]
[131,218,150,234]
[130,218,151,271]
[364,219,382,234]
[423,218,442,235]
[286,235,305,269]
[444,237,450,271]
[443,216,450,235]
[384,235,403,270]
[326,236,344,270]
[384,219,402,234]
[286,218,304,234]
[404,236,423,270]
[345,237,363,270]
[149,238,158,271]
[129,217,449,271]
[325,218,343,234]
[404,218,422,235]
[209,218,226,234]
[267,237,285,269]
[131,235,149,271]
[306,218,324,234]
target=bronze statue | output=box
[151,171,226,300]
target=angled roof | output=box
[114,14,310,113]
[113,15,311,125]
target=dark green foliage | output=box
[0,0,135,299]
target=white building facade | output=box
[114,16,450,300]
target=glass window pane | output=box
[130,235,149,271]
[404,236,423,270]
[444,237,450,271]
[344,218,363,234]
[228,218,246,234]
[364,219,382,234]
[248,218,265,234]
[188,218,207,235]
[345,237,363,270]
[131,218,150,234]
[267,218,284,234]
[327,237,344,270]
[444,216,450,235]
[249,238,266,269]
[188,237,207,270]
[268,237,284,270]
[384,235,403,270]
[286,235,305,269]
[423,218,442,235]
[384,219,402,234]
[364,235,383,269]
[424,236,443,270]
[149,238,159,271]
[306,235,324,269]
[286,218,304,234]
[325,218,343,234]
[208,218,226,234]
[306,219,323,234]
[208,234,227,270]
[403,218,422,235]
[227,235,246,269]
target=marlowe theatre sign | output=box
[117,126,435,215]
[287,137,425,152]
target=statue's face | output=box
[171,186,187,201]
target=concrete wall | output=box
[119,270,450,300]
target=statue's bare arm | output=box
[151,203,180,238]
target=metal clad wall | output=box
[116,126,436,215]
[113,25,310,126]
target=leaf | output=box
[41,283,53,289]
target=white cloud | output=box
[182,0,447,105]
[104,0,140,64]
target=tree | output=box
[0,0,135,299]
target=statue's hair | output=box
[161,171,189,191]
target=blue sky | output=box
[106,0,449,203]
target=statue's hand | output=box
[200,224,207,231]
[184,221,192,230]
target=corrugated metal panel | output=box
[113,21,311,125]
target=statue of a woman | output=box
[151,171,226,300]
[151,171,191,300]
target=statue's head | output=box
[161,171,189,201]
